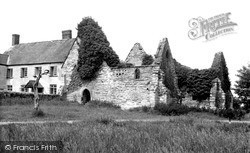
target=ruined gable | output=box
[125,43,146,66]
[155,38,180,98]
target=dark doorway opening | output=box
[82,89,91,104]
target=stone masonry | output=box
[66,41,168,109]
[67,62,168,109]
[209,78,225,109]
[125,43,146,66]
[65,37,231,110]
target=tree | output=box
[33,70,49,110]
[77,17,120,80]
[174,59,192,103]
[142,54,154,65]
[234,64,250,110]
[187,69,217,102]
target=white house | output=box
[0,30,78,95]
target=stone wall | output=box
[182,94,215,109]
[61,40,79,87]
[209,78,225,109]
[125,43,146,66]
[0,65,7,90]
[67,62,168,109]
[182,78,226,110]
[155,38,180,98]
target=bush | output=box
[154,103,190,116]
[116,62,134,68]
[142,54,154,65]
[128,106,152,113]
[216,109,246,120]
[95,116,115,125]
[32,109,45,117]
[85,100,121,109]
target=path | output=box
[0,118,249,125]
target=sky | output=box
[0,0,249,94]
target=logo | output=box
[188,12,237,41]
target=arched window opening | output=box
[82,89,91,104]
[135,68,140,79]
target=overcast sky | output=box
[0,0,249,93]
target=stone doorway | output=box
[82,89,91,104]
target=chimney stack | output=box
[12,34,20,45]
[62,30,72,39]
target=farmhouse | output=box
[0,30,77,95]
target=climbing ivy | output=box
[77,17,120,80]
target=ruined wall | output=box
[67,62,168,109]
[182,78,226,110]
[110,65,167,109]
[209,78,225,109]
[182,94,215,109]
[125,43,146,66]
[61,41,79,87]
[155,38,180,98]
[0,65,7,90]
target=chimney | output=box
[12,34,20,45]
[62,30,72,39]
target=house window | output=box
[50,66,57,77]
[7,85,12,91]
[34,67,42,76]
[6,68,13,79]
[50,84,57,94]
[38,88,44,93]
[32,88,44,94]
[20,68,28,78]
[20,85,28,92]
[135,68,140,79]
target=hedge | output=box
[0,91,61,101]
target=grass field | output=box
[0,99,234,122]
[0,116,249,153]
[0,100,171,122]
[0,100,250,152]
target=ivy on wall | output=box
[77,17,120,80]
[174,52,231,105]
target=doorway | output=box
[82,89,91,104]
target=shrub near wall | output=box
[154,103,190,115]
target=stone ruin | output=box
[65,37,232,109]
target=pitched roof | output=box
[25,80,43,88]
[4,38,76,65]
[0,54,9,65]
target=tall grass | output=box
[0,118,249,153]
